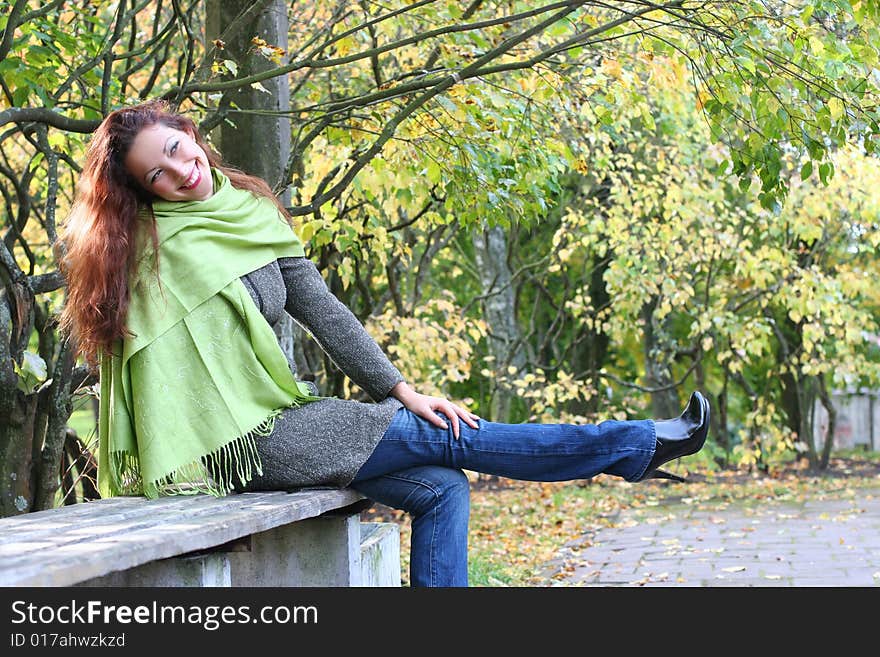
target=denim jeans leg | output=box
[350,465,470,587]
[354,408,656,483]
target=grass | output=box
[468,554,517,587]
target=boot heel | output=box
[647,468,686,482]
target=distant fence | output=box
[813,389,878,451]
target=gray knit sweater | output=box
[233,257,404,491]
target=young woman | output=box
[59,99,710,587]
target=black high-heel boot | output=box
[636,391,710,483]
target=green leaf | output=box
[12,85,29,106]
[736,56,756,75]
[759,191,778,211]
[800,160,813,180]
[801,5,814,23]
[426,159,442,184]
[29,152,44,172]
[817,108,831,132]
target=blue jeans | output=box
[350,408,656,587]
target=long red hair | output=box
[58,99,293,371]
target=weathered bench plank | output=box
[0,489,367,586]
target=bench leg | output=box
[358,522,401,587]
[227,513,361,586]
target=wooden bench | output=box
[0,489,400,587]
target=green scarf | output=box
[98,167,320,499]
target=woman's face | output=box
[124,123,214,202]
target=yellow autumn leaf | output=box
[828,97,844,120]
[601,58,623,79]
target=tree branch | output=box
[600,358,700,394]
[0,0,31,64]
[29,272,65,295]
[0,108,97,133]
[291,2,586,216]
[162,0,588,99]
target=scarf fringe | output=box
[109,408,287,499]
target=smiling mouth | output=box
[179,163,201,190]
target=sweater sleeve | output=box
[278,256,405,402]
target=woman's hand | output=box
[390,381,480,439]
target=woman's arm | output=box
[278,256,403,402]
[278,257,479,437]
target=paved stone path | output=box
[552,484,880,586]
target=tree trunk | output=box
[641,296,680,418]
[207,1,291,196]
[0,392,38,517]
[796,375,820,470]
[716,373,730,458]
[779,369,802,440]
[0,286,37,516]
[574,253,611,415]
[472,223,526,422]
[206,0,302,367]
[780,370,823,471]
[568,173,612,416]
[773,310,821,468]
[817,375,836,470]
[34,338,76,511]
